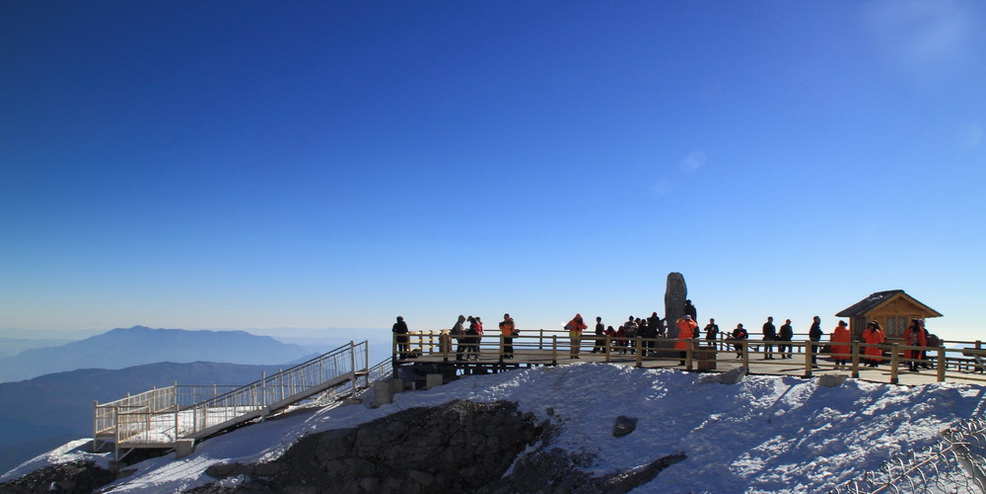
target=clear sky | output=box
[2,1,984,340]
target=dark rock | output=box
[612,416,638,437]
[0,461,116,494]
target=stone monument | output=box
[664,272,687,339]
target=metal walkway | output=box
[93,340,390,460]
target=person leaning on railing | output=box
[392,316,409,359]
[731,323,749,357]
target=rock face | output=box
[664,272,687,339]
[0,461,116,494]
[198,399,685,494]
[203,400,544,493]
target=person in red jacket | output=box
[830,320,852,370]
[862,321,885,367]
[565,313,588,359]
[903,318,928,372]
[675,315,699,365]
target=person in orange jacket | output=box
[830,320,852,370]
[902,318,928,372]
[499,313,515,359]
[675,315,699,365]
[565,313,588,359]
[862,321,885,367]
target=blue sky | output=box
[2,1,984,340]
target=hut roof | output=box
[835,290,943,318]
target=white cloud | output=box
[679,150,707,174]
[962,123,983,148]
[860,0,971,71]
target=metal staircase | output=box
[93,340,390,460]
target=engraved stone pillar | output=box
[665,272,687,339]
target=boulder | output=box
[613,415,639,437]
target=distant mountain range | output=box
[0,338,73,359]
[0,326,317,383]
[0,361,283,476]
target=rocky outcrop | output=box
[0,461,116,494]
[198,399,684,494]
[202,400,544,493]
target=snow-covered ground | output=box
[5,363,986,493]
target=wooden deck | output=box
[394,331,986,387]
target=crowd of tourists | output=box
[391,306,938,371]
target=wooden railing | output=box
[95,340,387,460]
[397,331,986,385]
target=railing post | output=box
[540,329,545,350]
[551,335,557,365]
[851,341,860,378]
[261,371,266,409]
[804,341,812,378]
[742,340,749,368]
[92,401,98,453]
[605,335,611,362]
[350,340,357,389]
[890,344,900,384]
[685,340,692,370]
[636,339,643,368]
[937,348,946,382]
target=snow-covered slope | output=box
[5,363,985,493]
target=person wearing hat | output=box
[565,313,587,359]
[675,314,699,365]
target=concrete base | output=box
[390,378,404,393]
[373,381,393,407]
[695,348,717,371]
[174,439,196,459]
[426,373,443,389]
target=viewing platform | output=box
[393,330,986,387]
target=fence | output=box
[397,330,986,385]
[95,340,381,460]
[831,417,986,493]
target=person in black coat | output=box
[762,317,777,360]
[808,316,823,366]
[779,319,794,359]
[648,312,664,338]
[393,316,409,358]
[704,318,719,347]
[732,323,749,358]
[592,316,606,354]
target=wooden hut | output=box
[835,290,942,340]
